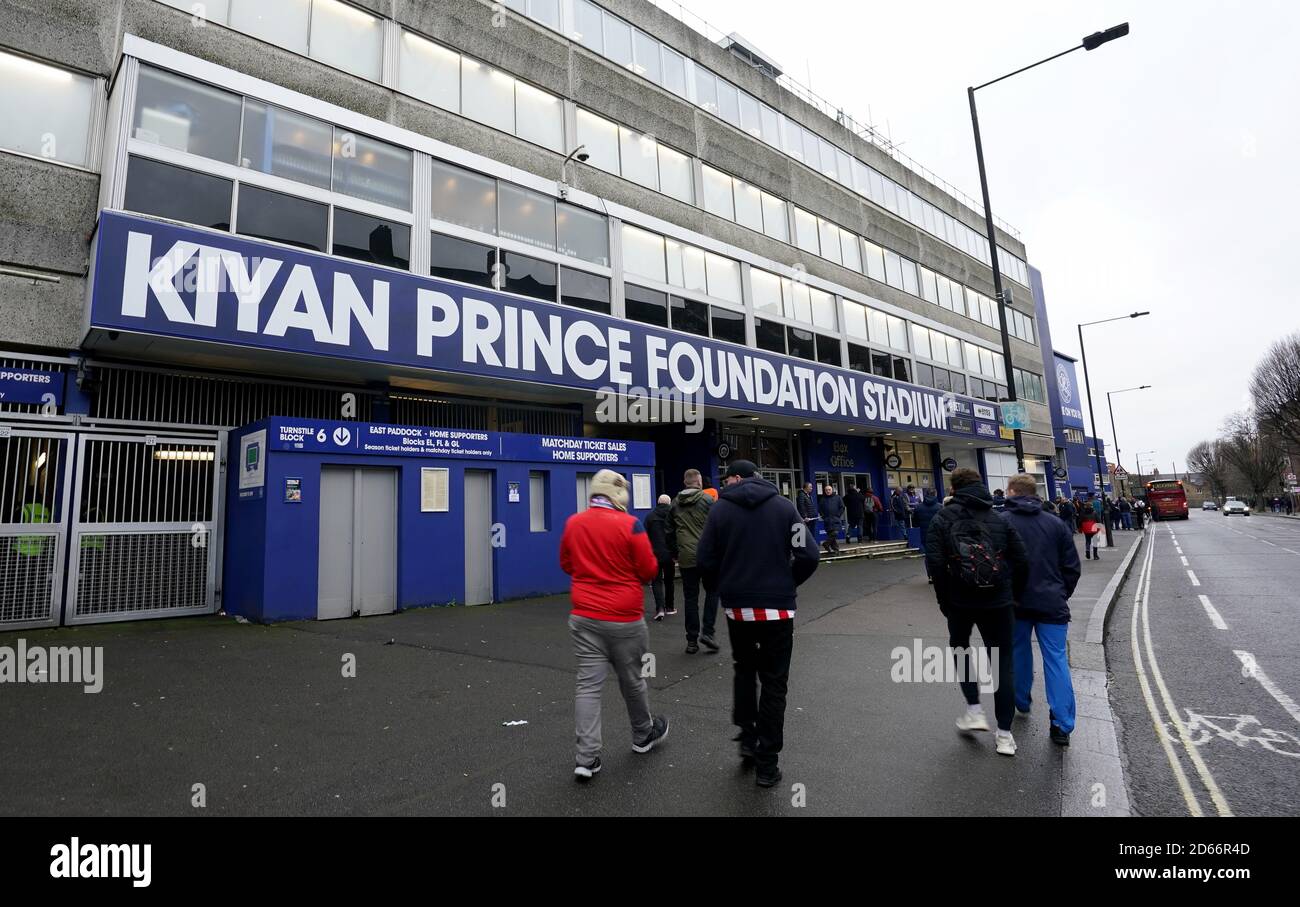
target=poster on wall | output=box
[633,474,652,511]
[508,481,520,503]
[238,429,266,500]
[421,468,450,512]
[284,477,302,503]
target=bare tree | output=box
[1250,333,1300,450]
[1186,439,1231,501]
[1218,412,1286,507]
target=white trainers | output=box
[995,731,1018,756]
[955,707,990,733]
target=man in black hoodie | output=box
[642,494,676,622]
[925,467,1029,756]
[697,460,820,788]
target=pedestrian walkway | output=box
[0,528,1142,817]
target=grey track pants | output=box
[569,613,654,767]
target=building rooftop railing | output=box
[645,0,1023,240]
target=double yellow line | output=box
[1128,529,1234,817]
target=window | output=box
[624,284,668,327]
[230,0,310,55]
[704,253,742,303]
[848,343,871,374]
[887,314,908,352]
[573,0,603,52]
[0,50,96,167]
[603,15,633,67]
[716,80,740,125]
[751,269,783,315]
[919,267,939,305]
[431,159,497,234]
[843,302,867,340]
[310,0,382,81]
[620,225,666,283]
[556,203,608,265]
[900,259,919,296]
[863,241,886,282]
[134,66,242,163]
[669,296,710,338]
[783,280,812,323]
[761,193,789,242]
[575,109,619,173]
[332,130,412,209]
[530,0,560,30]
[560,267,610,313]
[883,249,903,288]
[123,156,232,230]
[1014,368,1046,403]
[529,471,549,531]
[498,182,556,250]
[461,57,516,134]
[515,81,563,151]
[661,47,687,96]
[702,166,735,220]
[794,208,819,255]
[892,357,910,383]
[237,184,328,252]
[711,307,745,345]
[911,324,931,361]
[818,220,842,266]
[760,105,780,147]
[431,232,495,289]
[787,327,816,362]
[755,318,785,354]
[738,92,761,139]
[810,288,837,331]
[499,250,557,301]
[240,100,332,190]
[840,231,862,272]
[694,67,718,114]
[400,31,462,111]
[734,181,763,232]
[657,145,693,203]
[665,239,706,292]
[619,126,659,190]
[915,363,934,388]
[333,209,410,270]
[815,334,841,366]
[632,30,661,82]
[870,350,892,378]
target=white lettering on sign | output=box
[118,230,961,432]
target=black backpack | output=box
[943,507,1005,590]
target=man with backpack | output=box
[924,467,1029,756]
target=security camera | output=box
[575,151,590,163]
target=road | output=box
[1107,512,1300,817]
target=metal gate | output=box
[0,426,75,631]
[66,432,224,624]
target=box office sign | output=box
[89,212,993,440]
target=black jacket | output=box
[1001,495,1081,623]
[697,476,820,611]
[1058,500,1076,525]
[820,492,845,532]
[924,484,1029,611]
[642,502,673,561]
[843,488,866,522]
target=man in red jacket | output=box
[560,469,669,780]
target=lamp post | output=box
[1078,312,1148,547]
[1107,385,1151,496]
[1136,449,1157,488]
[968,23,1129,472]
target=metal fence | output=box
[0,428,74,629]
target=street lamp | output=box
[968,22,1130,472]
[1078,312,1149,547]
[1107,384,1151,495]
[557,145,589,199]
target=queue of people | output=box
[557,464,1105,783]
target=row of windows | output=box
[1013,368,1047,404]
[428,232,610,312]
[620,224,743,305]
[750,270,837,332]
[513,0,1031,283]
[575,109,695,204]
[701,165,789,243]
[1065,428,1087,445]
[1007,308,1036,344]
[430,159,609,265]
[965,341,1007,382]
[623,285,746,345]
[133,65,412,210]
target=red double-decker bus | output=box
[1145,479,1189,520]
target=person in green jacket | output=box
[667,468,718,654]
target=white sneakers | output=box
[955,706,990,733]
[955,706,1017,756]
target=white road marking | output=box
[1234,651,1300,728]
[1137,536,1234,816]
[1175,546,1184,554]
[1180,555,1189,566]
[1284,548,1300,556]
[1261,540,1276,547]
[1188,570,1200,586]
[1197,595,1228,630]
[1130,537,1206,816]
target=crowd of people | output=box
[556,464,1111,785]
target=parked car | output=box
[1202,500,1219,511]
[1223,498,1251,516]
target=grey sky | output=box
[688,0,1299,476]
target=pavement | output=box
[1,526,1140,817]
[1106,510,1300,817]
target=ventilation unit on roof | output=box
[718,32,783,79]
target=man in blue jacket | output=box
[697,460,820,788]
[1001,474,1082,746]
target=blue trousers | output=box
[1013,618,1075,734]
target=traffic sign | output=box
[1000,401,1030,430]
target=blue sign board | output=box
[87,212,995,440]
[261,418,654,466]
[975,421,999,439]
[0,368,63,406]
[1050,353,1086,430]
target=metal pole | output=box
[968,86,1024,473]
[1078,323,1113,548]
[1106,391,1121,494]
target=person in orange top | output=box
[560,469,669,780]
